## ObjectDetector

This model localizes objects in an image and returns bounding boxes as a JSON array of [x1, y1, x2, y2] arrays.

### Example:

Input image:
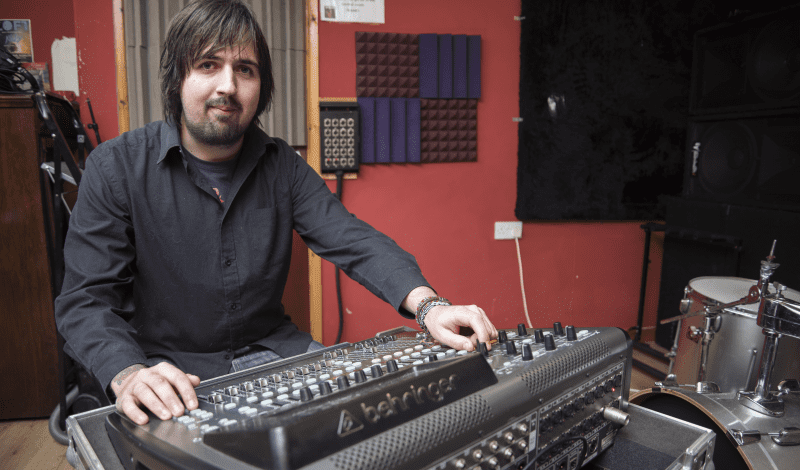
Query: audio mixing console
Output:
[[105, 324, 632, 470]]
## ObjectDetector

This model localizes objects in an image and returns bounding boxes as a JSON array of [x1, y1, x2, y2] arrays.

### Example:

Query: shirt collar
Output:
[[156, 120, 277, 164]]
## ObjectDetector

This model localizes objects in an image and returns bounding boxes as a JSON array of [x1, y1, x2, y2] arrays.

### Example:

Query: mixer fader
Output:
[[105, 324, 632, 470]]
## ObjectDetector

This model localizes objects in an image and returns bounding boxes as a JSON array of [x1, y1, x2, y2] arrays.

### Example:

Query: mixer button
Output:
[[413, 360, 424, 365], [566, 325, 577, 341], [534, 329, 544, 343], [246, 396, 258, 404], [337, 376, 350, 389], [383, 355, 393, 361], [224, 403, 236, 411], [506, 341, 518, 356], [299, 387, 314, 402], [446, 349, 457, 357], [306, 378, 317, 385], [414, 345, 424, 351], [277, 387, 289, 394], [291, 382, 304, 390], [457, 350, 469, 356], [371, 358, 382, 364]]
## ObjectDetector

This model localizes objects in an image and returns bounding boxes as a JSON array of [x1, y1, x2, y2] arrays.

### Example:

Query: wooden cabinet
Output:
[[0, 94, 60, 419]]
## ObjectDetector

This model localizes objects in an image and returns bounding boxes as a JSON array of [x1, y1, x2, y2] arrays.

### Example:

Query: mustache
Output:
[[205, 97, 241, 110]]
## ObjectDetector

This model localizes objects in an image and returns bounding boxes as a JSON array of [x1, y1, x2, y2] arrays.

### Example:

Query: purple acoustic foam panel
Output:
[[390, 98, 407, 163], [358, 97, 376, 163], [467, 35, 481, 99], [375, 98, 391, 163], [420, 99, 477, 163], [419, 34, 438, 99], [453, 35, 468, 98], [407, 98, 421, 163], [356, 32, 419, 98], [438, 34, 453, 99]]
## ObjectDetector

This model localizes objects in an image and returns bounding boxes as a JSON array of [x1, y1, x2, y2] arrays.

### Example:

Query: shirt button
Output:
[[225, 259, 232, 266], [224, 354, 231, 360], [230, 304, 238, 311]]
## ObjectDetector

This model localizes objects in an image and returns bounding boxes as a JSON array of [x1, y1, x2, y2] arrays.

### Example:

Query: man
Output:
[[55, 0, 497, 426]]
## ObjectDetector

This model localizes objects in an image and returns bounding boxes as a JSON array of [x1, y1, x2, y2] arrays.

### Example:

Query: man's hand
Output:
[[402, 286, 498, 351], [111, 363, 201, 425], [424, 304, 498, 351]]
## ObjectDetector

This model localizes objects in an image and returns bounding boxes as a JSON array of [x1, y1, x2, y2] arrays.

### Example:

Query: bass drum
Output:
[[673, 277, 800, 393], [632, 387, 800, 470]]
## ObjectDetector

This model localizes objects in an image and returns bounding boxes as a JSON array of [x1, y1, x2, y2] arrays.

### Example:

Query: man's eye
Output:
[[238, 66, 254, 75], [199, 62, 215, 70]]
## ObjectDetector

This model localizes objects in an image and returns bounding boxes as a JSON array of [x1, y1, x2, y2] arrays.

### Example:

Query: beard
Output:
[[182, 97, 249, 146]]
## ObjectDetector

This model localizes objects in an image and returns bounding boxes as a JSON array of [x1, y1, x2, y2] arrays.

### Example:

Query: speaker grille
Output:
[[330, 394, 493, 469], [520, 338, 610, 395]]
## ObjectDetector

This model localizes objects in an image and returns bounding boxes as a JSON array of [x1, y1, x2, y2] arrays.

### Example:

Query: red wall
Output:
[[1, 1, 75, 67], [10, 0, 665, 347], [318, 0, 664, 345]]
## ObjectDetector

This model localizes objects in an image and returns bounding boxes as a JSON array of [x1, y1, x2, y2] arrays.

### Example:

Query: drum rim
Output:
[[687, 276, 800, 316]]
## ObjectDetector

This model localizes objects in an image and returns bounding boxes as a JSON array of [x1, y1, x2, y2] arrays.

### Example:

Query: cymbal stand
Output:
[[738, 241, 786, 417]]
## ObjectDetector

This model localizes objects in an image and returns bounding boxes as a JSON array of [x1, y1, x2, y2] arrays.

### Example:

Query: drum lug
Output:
[[778, 379, 800, 395], [686, 326, 703, 343], [736, 390, 785, 417], [695, 382, 720, 394]]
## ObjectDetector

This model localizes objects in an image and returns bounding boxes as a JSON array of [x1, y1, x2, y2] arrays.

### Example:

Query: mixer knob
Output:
[[522, 344, 533, 361], [533, 329, 544, 343], [498, 331, 508, 343], [319, 381, 333, 396], [371, 364, 384, 377], [614, 374, 623, 388], [503, 431, 515, 444], [299, 387, 314, 402], [566, 325, 577, 341], [502, 448, 514, 460], [487, 456, 499, 467], [271, 374, 282, 384], [506, 341, 518, 356], [285, 371, 295, 379], [479, 342, 489, 357], [595, 385, 605, 399], [454, 458, 467, 469], [225, 386, 240, 396], [256, 378, 269, 387], [585, 392, 595, 405], [574, 397, 585, 411], [386, 359, 399, 373], [516, 439, 527, 451], [337, 376, 350, 389], [544, 334, 556, 351], [553, 322, 564, 336], [518, 323, 528, 336], [604, 379, 614, 393], [354, 370, 368, 383], [488, 440, 500, 452], [208, 393, 224, 404]]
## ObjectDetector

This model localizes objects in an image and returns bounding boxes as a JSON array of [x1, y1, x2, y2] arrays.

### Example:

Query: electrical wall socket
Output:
[[494, 221, 522, 240]]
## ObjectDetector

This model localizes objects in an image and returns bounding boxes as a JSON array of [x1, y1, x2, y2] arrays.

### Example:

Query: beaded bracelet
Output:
[[415, 296, 451, 335]]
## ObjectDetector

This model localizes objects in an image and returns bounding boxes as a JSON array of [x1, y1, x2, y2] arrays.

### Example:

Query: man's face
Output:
[[180, 43, 260, 154]]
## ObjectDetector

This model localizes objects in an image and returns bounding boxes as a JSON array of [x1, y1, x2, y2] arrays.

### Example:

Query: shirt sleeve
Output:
[[284, 142, 430, 318], [54, 144, 148, 393]]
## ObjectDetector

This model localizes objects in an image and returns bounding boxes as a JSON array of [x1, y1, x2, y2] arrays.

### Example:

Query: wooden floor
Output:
[[0, 418, 73, 470], [0, 367, 663, 470]]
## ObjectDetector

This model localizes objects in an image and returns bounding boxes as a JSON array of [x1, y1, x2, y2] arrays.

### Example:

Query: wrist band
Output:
[[415, 296, 451, 335]]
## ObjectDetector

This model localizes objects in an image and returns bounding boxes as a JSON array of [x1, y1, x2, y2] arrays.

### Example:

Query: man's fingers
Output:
[[147, 363, 199, 413]]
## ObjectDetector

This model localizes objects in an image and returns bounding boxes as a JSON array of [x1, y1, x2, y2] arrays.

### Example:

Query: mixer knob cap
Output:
[[544, 334, 556, 351]]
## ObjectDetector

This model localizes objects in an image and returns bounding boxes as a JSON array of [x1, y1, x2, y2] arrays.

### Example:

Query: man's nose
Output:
[[216, 65, 237, 95]]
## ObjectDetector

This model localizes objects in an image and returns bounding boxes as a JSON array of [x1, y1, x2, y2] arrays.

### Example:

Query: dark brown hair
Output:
[[160, 0, 274, 127]]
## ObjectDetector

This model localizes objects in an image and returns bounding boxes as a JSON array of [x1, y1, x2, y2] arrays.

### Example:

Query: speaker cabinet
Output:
[[690, 5, 800, 115], [682, 112, 800, 211]]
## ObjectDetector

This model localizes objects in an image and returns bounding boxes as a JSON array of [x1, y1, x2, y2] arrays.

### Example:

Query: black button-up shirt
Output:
[[54, 121, 428, 390]]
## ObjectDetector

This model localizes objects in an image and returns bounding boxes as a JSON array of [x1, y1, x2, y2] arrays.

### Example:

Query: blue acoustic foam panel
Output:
[[453, 35, 468, 98], [437, 34, 453, 99], [375, 98, 392, 163], [406, 98, 421, 163], [468, 35, 481, 99], [356, 32, 419, 98], [358, 97, 376, 163], [419, 34, 438, 99], [390, 98, 407, 163], [420, 99, 478, 163]]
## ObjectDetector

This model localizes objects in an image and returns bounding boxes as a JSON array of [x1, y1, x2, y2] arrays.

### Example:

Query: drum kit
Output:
[[632, 241, 800, 470]]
